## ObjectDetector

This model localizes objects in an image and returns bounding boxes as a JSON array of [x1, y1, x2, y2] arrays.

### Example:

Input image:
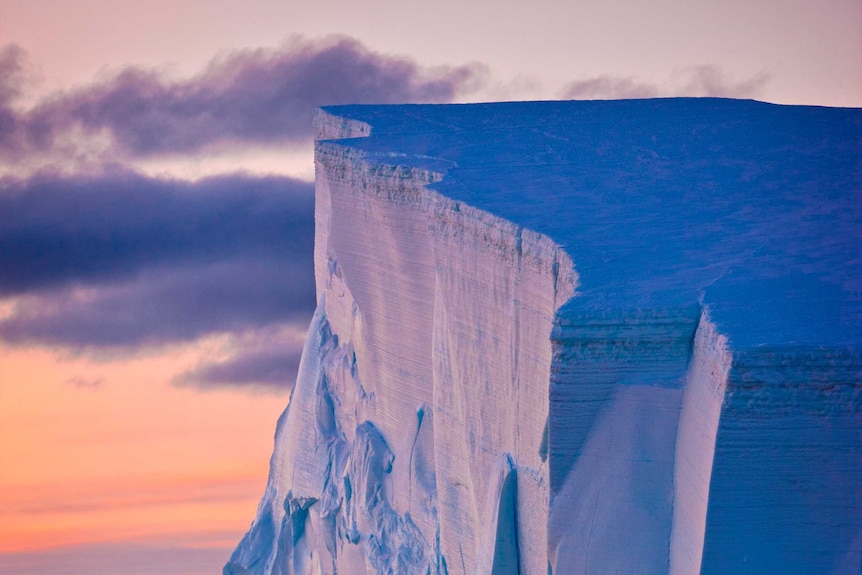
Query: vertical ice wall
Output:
[[226, 110, 578, 574], [701, 347, 862, 575]]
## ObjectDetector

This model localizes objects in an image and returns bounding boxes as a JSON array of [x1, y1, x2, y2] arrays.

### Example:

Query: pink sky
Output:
[[0, 335, 291, 572], [0, 1, 859, 573]]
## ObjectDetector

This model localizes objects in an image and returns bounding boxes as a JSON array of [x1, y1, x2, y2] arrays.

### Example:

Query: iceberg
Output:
[[226, 99, 861, 574]]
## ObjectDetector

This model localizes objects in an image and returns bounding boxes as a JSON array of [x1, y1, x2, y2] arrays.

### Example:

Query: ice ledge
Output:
[[313, 108, 372, 141]]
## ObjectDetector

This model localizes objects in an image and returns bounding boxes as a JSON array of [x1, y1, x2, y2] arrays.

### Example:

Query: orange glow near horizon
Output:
[[0, 339, 289, 555]]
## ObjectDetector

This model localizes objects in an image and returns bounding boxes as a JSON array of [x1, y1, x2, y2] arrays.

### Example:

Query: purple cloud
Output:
[[0, 171, 314, 295], [562, 65, 770, 100], [174, 335, 305, 392], [560, 76, 660, 100], [0, 171, 316, 350], [0, 258, 314, 350], [3, 36, 487, 159], [0, 45, 27, 155]]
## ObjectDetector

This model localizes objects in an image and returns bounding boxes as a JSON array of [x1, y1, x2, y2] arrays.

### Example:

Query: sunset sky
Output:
[[0, 1, 860, 573]]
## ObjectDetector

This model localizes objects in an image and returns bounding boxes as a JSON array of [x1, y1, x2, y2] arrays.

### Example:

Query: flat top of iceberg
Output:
[[320, 99, 861, 348]]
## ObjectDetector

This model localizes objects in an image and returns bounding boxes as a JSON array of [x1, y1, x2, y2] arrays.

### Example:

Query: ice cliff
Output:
[[225, 99, 861, 575]]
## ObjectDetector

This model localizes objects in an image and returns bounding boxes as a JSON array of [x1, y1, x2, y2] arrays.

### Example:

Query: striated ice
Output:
[[226, 99, 861, 575]]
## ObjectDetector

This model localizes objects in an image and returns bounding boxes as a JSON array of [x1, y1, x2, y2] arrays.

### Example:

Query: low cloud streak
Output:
[[0, 258, 314, 350], [562, 65, 770, 100], [175, 334, 305, 392]]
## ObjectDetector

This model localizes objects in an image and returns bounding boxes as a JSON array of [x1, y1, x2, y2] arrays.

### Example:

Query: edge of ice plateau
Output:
[[226, 99, 862, 575]]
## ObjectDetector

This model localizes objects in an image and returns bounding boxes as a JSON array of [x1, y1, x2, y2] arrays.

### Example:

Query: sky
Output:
[[0, 1, 859, 573]]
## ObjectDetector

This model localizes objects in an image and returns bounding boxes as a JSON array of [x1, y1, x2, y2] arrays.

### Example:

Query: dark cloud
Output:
[[0, 258, 314, 349], [3, 36, 487, 159], [0, 170, 314, 296], [562, 65, 770, 100], [175, 336, 305, 392], [0, 171, 316, 350]]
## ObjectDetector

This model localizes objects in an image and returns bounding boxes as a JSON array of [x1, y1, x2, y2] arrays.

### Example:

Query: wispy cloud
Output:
[[0, 45, 28, 156], [560, 76, 660, 100], [174, 331, 305, 392], [65, 376, 103, 390], [1, 36, 487, 164], [562, 65, 770, 100]]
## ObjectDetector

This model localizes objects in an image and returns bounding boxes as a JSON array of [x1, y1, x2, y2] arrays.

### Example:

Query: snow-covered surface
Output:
[[226, 99, 861, 574]]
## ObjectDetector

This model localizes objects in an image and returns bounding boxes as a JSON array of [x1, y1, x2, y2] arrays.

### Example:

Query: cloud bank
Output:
[[0, 171, 316, 381], [0, 35, 485, 391], [1, 37, 487, 163], [0, 171, 314, 295]]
